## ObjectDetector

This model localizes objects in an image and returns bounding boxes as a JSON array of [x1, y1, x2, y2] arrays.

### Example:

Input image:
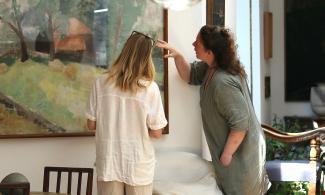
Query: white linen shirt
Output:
[[86, 75, 167, 186]]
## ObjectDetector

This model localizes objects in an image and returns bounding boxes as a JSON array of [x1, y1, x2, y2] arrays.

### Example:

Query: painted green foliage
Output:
[[0, 0, 38, 61]]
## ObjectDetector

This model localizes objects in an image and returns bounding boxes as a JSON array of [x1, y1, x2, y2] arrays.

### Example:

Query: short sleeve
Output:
[[85, 80, 97, 121], [188, 61, 209, 85], [214, 77, 249, 131], [147, 83, 168, 130]]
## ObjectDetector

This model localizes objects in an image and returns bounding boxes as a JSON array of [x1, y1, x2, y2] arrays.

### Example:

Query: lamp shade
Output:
[[1, 173, 29, 195], [1, 173, 29, 184], [151, 0, 201, 11]]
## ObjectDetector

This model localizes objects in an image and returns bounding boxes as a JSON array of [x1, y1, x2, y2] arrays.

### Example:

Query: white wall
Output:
[[0, 1, 206, 194], [0, 137, 96, 193], [261, 0, 271, 123], [251, 0, 266, 122], [153, 1, 205, 154], [267, 0, 315, 119], [227, 0, 266, 123]]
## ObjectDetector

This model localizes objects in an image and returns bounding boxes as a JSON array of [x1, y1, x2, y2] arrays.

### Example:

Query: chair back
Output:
[[43, 166, 93, 195], [0, 182, 30, 195], [262, 122, 325, 195]]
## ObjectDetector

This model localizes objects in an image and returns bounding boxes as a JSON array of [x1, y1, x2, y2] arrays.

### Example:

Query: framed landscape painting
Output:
[[0, 0, 168, 138]]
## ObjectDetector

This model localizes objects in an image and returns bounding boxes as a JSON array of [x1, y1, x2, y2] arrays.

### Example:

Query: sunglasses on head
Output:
[[130, 31, 156, 47]]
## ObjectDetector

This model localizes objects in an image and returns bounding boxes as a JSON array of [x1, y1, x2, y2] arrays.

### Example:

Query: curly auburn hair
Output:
[[199, 25, 246, 79]]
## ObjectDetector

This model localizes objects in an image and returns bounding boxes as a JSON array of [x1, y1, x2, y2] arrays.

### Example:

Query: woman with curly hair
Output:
[[157, 25, 269, 195]]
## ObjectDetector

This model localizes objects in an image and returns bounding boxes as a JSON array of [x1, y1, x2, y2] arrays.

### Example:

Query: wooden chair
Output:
[[0, 182, 30, 195], [43, 166, 93, 195], [262, 123, 325, 195]]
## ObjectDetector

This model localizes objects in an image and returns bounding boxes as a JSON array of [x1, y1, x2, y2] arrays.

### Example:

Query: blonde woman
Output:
[[86, 31, 167, 195]]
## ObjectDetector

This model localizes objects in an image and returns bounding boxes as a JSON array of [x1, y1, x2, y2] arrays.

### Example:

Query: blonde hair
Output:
[[106, 32, 155, 93]]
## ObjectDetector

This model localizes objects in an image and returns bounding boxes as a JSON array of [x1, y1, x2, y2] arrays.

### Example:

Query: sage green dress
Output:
[[189, 61, 270, 195]]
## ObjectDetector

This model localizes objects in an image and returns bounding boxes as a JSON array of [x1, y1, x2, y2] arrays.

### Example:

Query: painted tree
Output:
[[0, 0, 33, 62], [59, 0, 95, 27], [73, 0, 95, 28], [35, 0, 64, 61]]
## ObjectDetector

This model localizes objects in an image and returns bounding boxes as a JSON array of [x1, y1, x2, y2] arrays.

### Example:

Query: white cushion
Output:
[[153, 151, 223, 195], [266, 160, 317, 182]]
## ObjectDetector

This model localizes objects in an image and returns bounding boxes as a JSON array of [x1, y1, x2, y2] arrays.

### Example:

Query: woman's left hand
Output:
[[220, 152, 233, 167]]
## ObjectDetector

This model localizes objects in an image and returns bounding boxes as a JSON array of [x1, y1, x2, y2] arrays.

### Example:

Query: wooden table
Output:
[[31, 192, 69, 195]]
